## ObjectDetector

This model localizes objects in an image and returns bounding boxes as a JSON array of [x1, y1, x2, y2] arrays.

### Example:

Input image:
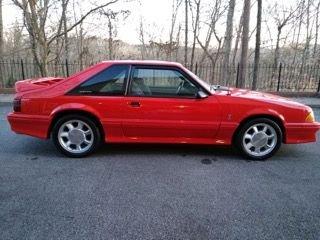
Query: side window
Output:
[[129, 68, 199, 97], [70, 65, 129, 95]]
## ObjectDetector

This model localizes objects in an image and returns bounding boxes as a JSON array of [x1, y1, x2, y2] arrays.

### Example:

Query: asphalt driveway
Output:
[[1, 104, 320, 240]]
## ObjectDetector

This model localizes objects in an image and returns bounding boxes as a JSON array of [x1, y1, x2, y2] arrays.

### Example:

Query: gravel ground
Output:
[[0, 105, 320, 240]]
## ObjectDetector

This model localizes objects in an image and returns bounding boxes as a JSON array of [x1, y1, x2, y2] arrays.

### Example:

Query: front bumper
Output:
[[285, 122, 320, 144], [7, 112, 51, 139]]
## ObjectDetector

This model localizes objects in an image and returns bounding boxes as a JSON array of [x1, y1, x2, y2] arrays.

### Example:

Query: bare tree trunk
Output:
[[221, 0, 236, 85], [238, 0, 251, 88], [107, 15, 113, 59], [252, 0, 262, 90], [0, 0, 3, 59], [0, 0, 3, 87], [138, 18, 146, 60], [274, 28, 281, 70], [184, 0, 188, 66], [190, 0, 200, 71], [301, 0, 311, 65], [175, 24, 181, 61], [169, 0, 182, 60], [231, 12, 243, 74], [314, 2, 320, 60], [292, 0, 304, 65], [62, 0, 69, 63]]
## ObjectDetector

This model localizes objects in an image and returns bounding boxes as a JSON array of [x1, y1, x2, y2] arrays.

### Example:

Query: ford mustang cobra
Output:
[[7, 60, 320, 160]]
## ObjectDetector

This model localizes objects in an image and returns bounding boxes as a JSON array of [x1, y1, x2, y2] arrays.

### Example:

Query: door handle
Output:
[[129, 101, 140, 107]]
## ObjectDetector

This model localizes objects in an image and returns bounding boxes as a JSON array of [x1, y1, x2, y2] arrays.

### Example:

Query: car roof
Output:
[[101, 60, 183, 67]]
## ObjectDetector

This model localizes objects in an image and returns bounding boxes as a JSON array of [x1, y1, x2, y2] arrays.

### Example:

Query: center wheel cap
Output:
[[252, 132, 268, 148], [69, 129, 85, 144]]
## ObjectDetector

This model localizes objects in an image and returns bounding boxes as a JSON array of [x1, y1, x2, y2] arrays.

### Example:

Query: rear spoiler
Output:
[[15, 77, 64, 93]]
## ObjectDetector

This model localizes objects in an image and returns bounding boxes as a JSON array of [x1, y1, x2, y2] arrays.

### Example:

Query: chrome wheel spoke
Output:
[[66, 123, 74, 131], [60, 132, 69, 138], [267, 134, 275, 139], [244, 134, 253, 140], [77, 122, 84, 130], [66, 141, 72, 147], [262, 126, 267, 133], [84, 130, 91, 136], [254, 147, 261, 154], [246, 142, 254, 150], [76, 144, 82, 151]]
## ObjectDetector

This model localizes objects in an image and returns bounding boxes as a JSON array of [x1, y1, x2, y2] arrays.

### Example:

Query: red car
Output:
[[7, 60, 320, 160]]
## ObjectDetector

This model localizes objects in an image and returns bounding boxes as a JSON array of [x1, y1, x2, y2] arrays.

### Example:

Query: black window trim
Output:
[[127, 64, 210, 99], [67, 63, 131, 96]]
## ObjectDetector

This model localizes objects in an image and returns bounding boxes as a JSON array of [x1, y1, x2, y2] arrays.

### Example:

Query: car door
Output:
[[68, 64, 130, 142], [122, 65, 221, 144]]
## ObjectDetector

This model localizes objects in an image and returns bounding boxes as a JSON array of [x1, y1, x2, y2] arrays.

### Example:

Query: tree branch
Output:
[[48, 0, 119, 45]]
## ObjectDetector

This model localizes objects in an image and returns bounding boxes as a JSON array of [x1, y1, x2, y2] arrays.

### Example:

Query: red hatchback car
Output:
[[7, 60, 320, 160]]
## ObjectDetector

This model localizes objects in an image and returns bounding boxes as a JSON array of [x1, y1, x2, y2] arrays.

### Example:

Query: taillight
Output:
[[13, 97, 22, 112]]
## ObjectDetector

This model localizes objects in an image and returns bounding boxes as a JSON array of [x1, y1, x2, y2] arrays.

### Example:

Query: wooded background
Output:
[[0, 0, 320, 92]]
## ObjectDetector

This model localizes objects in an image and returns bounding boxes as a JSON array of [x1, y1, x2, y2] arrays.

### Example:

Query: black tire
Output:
[[52, 114, 101, 157], [235, 118, 282, 160]]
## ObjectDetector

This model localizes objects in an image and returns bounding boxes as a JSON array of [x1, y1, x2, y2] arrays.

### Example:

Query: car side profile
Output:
[[7, 60, 320, 160]]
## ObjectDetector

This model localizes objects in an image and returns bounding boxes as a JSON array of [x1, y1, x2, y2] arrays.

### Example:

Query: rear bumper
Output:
[[285, 122, 320, 144], [7, 112, 51, 139]]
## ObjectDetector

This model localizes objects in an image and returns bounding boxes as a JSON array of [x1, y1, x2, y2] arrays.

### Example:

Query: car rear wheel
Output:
[[52, 115, 101, 157], [235, 118, 282, 160]]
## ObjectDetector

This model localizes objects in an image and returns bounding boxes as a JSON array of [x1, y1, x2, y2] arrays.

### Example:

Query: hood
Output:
[[215, 87, 306, 108], [15, 77, 65, 93]]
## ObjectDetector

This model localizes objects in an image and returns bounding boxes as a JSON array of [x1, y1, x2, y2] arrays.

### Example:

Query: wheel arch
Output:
[[48, 109, 105, 140], [232, 114, 286, 144]]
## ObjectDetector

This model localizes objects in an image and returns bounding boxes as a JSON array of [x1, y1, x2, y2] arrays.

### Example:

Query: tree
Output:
[[313, 1, 320, 60], [184, 0, 188, 65], [0, 0, 3, 87], [100, 9, 130, 60], [252, 0, 262, 90], [12, 0, 120, 76], [0, 0, 3, 58], [62, 0, 70, 64], [195, 0, 225, 83], [238, 0, 251, 88], [138, 18, 146, 60], [270, 3, 297, 70], [189, 0, 201, 71], [221, 0, 235, 85], [168, 0, 182, 60]]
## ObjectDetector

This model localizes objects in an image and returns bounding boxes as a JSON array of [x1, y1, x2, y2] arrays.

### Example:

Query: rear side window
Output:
[[70, 65, 129, 95]]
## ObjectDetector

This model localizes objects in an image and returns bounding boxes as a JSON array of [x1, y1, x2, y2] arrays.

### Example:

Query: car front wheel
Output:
[[235, 118, 282, 160], [52, 115, 101, 157]]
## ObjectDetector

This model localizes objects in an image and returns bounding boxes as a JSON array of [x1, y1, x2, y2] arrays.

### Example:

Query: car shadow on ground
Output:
[[7, 136, 305, 163]]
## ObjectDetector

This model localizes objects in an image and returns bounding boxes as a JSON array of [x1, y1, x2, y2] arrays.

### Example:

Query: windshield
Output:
[[183, 67, 211, 91]]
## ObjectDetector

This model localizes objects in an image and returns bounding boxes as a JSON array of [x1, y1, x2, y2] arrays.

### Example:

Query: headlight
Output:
[[305, 111, 315, 122]]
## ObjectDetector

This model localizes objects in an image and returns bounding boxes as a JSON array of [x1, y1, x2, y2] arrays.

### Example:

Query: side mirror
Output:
[[196, 90, 208, 99]]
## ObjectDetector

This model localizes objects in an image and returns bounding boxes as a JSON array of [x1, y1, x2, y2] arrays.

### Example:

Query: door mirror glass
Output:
[[196, 90, 208, 99]]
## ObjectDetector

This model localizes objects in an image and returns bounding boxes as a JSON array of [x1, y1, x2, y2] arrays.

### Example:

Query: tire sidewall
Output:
[[52, 115, 101, 157], [236, 118, 282, 160]]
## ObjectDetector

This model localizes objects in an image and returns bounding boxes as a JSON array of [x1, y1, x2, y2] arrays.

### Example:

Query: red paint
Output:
[[7, 60, 320, 147]]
